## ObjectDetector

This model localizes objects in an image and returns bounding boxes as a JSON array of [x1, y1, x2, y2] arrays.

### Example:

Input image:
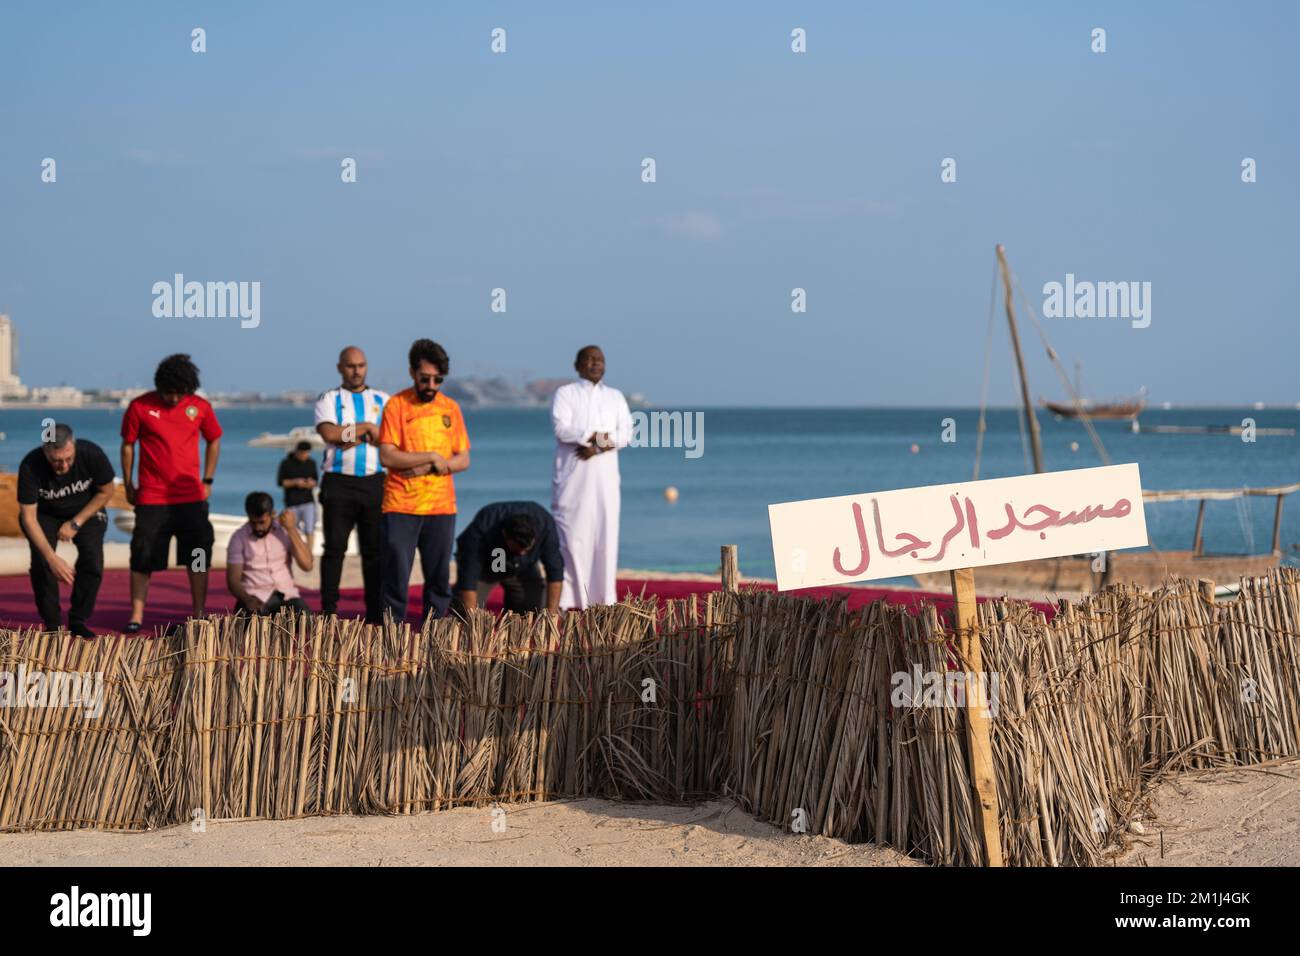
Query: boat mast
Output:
[[995, 244, 1045, 474]]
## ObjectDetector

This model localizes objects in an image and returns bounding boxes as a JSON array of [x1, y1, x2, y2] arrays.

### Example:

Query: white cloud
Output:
[[663, 211, 723, 240]]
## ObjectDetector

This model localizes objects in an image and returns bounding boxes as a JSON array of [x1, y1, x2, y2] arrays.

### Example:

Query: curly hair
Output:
[[408, 339, 449, 375], [154, 353, 201, 395]]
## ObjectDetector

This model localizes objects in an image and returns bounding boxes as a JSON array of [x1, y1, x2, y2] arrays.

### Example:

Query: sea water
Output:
[[3, 406, 1297, 583]]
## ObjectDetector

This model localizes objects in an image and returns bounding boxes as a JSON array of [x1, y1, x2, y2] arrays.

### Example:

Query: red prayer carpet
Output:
[[0, 569, 1054, 635]]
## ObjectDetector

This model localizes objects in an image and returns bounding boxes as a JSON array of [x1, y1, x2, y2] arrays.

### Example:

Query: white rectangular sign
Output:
[[768, 464, 1148, 590]]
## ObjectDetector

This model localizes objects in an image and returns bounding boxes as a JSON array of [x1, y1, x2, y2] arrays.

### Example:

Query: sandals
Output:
[[124, 621, 143, 634]]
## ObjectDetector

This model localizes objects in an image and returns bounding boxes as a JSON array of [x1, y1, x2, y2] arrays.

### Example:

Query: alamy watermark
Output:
[[152, 274, 261, 328], [891, 665, 1000, 718], [50, 886, 150, 936], [0, 665, 104, 718], [1042, 274, 1150, 329], [594, 411, 704, 459]]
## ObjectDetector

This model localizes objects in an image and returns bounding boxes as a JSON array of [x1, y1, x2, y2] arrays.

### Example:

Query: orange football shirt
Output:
[[378, 388, 471, 515]]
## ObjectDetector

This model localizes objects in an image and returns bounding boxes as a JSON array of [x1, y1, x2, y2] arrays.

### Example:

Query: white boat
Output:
[[112, 502, 355, 558], [248, 425, 325, 449]]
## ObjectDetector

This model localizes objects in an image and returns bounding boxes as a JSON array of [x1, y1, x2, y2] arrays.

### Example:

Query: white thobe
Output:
[[550, 379, 634, 609]]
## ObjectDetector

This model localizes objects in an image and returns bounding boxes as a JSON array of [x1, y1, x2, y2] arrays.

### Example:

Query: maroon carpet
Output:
[[0, 568, 1053, 634]]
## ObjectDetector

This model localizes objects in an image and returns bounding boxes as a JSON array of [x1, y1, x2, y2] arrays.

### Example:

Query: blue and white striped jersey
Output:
[[313, 386, 390, 476]]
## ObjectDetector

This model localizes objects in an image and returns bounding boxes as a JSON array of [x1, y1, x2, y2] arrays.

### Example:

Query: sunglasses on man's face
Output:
[[416, 373, 445, 385]]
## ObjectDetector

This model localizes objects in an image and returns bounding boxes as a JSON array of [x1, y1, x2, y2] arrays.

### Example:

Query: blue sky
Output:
[[1, 1, 1296, 405]]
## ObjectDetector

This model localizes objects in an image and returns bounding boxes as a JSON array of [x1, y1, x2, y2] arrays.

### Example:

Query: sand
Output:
[[3, 761, 1295, 867], [0, 799, 916, 868], [1118, 759, 1300, 867]]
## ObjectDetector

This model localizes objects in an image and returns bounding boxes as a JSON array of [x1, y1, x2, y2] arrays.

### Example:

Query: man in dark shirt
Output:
[[17, 424, 116, 637], [453, 501, 564, 614], [278, 440, 319, 542]]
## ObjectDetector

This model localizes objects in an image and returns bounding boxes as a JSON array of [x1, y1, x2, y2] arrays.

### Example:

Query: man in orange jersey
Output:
[[376, 339, 471, 622]]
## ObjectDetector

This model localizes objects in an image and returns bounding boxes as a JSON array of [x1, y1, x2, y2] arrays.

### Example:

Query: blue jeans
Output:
[[380, 512, 456, 622], [286, 502, 317, 541]]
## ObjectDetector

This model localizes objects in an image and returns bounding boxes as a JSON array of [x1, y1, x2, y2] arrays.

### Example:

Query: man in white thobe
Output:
[[550, 345, 634, 609]]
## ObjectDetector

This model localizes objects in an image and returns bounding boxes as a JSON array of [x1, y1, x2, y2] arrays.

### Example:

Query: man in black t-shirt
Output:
[[17, 424, 116, 637], [277, 440, 319, 541]]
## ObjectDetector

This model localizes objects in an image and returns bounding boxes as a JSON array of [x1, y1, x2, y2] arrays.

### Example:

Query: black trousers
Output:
[[319, 472, 385, 622], [380, 512, 456, 622], [28, 511, 107, 630], [454, 563, 546, 615], [496, 565, 546, 612]]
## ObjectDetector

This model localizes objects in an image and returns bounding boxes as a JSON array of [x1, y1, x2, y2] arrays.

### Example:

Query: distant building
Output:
[[86, 387, 147, 407], [525, 378, 572, 403], [440, 376, 649, 409], [443, 376, 536, 407], [0, 314, 30, 399], [28, 386, 88, 406]]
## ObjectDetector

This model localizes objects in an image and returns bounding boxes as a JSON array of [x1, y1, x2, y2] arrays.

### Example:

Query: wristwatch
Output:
[[70, 520, 81, 532], [202, 477, 214, 485]]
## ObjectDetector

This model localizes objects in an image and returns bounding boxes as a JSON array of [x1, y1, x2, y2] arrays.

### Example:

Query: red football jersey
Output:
[[121, 391, 223, 505]]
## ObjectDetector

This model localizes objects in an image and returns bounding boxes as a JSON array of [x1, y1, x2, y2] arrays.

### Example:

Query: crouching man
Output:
[[226, 492, 314, 617], [17, 424, 115, 637], [453, 501, 564, 615]]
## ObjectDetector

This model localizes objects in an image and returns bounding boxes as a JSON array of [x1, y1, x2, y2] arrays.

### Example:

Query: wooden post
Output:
[[949, 567, 1004, 867], [1272, 495, 1284, 555], [721, 545, 739, 593], [996, 244, 1044, 474], [1193, 500, 1207, 556], [1198, 578, 1216, 605]]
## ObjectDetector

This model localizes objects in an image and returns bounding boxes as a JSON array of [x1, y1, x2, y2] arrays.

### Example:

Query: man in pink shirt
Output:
[[226, 492, 314, 616]]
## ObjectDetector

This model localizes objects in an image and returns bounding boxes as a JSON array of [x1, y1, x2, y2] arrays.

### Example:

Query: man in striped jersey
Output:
[[314, 346, 389, 623]]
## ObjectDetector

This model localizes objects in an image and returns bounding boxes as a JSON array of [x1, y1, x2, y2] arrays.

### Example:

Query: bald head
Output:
[[337, 346, 368, 391]]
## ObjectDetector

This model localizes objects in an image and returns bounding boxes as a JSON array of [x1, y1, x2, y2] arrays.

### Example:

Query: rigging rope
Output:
[[1015, 400, 1031, 473], [1236, 494, 1255, 554], [972, 261, 1000, 480], [1009, 272, 1112, 466], [1003, 256, 1164, 560]]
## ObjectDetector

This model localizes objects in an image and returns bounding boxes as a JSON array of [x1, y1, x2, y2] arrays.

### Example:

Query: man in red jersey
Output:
[[120, 354, 223, 632]]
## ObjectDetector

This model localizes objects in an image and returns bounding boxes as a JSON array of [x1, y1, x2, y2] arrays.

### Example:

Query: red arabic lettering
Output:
[[832, 502, 871, 576], [987, 503, 1020, 540], [873, 497, 931, 558], [919, 495, 966, 563], [964, 496, 980, 548], [987, 498, 1133, 540], [834, 493, 1130, 577]]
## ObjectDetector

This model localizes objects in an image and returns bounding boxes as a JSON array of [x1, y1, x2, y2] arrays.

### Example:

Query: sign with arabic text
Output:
[[768, 464, 1147, 590]]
